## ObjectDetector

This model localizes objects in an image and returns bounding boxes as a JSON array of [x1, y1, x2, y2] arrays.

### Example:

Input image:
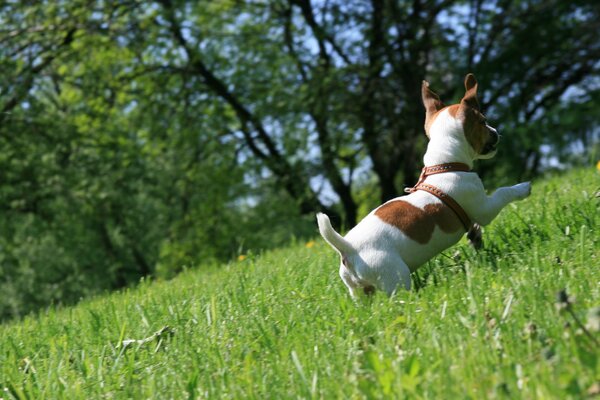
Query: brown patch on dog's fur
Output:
[[457, 73, 495, 154], [374, 200, 462, 244], [461, 108, 489, 154], [447, 104, 459, 118], [428, 203, 462, 233]]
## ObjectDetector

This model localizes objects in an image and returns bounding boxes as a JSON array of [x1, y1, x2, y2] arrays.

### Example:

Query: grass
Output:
[[1, 168, 599, 399]]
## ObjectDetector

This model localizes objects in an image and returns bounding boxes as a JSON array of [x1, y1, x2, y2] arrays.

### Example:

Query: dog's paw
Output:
[[513, 182, 531, 200], [467, 223, 483, 250]]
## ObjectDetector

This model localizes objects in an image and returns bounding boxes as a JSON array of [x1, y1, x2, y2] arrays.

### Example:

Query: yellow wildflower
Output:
[[237, 254, 247, 262], [305, 240, 315, 249]]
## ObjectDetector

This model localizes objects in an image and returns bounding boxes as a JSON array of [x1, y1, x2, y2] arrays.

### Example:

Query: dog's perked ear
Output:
[[422, 80, 444, 114], [422, 80, 444, 136], [461, 73, 480, 111]]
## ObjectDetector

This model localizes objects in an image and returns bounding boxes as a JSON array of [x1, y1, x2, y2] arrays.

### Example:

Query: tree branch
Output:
[[282, 5, 308, 82], [466, 0, 483, 72], [290, 0, 352, 66], [157, 0, 334, 216], [1, 27, 76, 118]]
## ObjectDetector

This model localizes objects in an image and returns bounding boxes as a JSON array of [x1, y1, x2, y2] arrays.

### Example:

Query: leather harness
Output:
[[404, 163, 473, 231]]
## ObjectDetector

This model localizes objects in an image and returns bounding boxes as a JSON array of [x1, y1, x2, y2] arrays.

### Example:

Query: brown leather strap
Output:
[[403, 163, 473, 231], [414, 183, 472, 231], [405, 163, 471, 194], [421, 162, 471, 175]]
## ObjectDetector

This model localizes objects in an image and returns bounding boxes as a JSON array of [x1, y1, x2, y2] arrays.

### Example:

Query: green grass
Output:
[[1, 168, 599, 399]]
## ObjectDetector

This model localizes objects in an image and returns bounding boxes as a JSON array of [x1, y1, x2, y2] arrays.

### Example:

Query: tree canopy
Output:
[[1, 0, 599, 320]]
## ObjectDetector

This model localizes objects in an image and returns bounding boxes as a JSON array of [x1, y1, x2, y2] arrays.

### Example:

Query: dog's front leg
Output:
[[467, 224, 483, 249], [471, 182, 531, 226]]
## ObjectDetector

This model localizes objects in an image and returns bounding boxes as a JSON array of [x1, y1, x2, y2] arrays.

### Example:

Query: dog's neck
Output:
[[422, 109, 476, 168], [423, 137, 474, 168]]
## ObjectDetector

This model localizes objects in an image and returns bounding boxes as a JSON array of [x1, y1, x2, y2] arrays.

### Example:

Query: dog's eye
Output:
[[476, 112, 487, 125]]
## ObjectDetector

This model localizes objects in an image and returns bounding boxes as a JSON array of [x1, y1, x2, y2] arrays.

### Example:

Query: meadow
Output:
[[1, 168, 598, 399]]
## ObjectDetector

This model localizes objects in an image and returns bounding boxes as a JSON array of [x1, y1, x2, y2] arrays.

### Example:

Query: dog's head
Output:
[[422, 73, 499, 160]]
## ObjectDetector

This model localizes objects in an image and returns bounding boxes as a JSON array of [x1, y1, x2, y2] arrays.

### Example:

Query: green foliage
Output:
[[0, 168, 598, 398], [1, 0, 600, 320]]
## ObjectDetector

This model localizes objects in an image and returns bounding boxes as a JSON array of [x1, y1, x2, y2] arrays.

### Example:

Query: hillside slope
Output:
[[1, 168, 599, 399]]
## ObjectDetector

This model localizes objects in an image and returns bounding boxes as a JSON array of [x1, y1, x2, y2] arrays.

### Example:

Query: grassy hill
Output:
[[1, 168, 599, 399]]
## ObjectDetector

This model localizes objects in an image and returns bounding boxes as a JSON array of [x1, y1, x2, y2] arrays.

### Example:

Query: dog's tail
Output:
[[316, 213, 355, 259]]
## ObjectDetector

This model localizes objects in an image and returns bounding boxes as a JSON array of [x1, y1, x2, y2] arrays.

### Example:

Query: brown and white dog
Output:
[[317, 73, 531, 297]]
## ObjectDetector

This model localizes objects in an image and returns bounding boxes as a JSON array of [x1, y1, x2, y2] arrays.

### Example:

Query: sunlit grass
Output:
[[1, 168, 599, 399]]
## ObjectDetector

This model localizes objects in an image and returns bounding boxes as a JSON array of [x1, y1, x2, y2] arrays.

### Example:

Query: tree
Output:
[[135, 0, 600, 225], [1, 0, 599, 319]]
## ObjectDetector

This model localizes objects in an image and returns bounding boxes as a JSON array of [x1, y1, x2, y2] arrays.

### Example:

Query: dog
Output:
[[317, 73, 531, 297]]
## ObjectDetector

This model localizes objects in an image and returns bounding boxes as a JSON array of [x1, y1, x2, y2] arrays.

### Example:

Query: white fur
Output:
[[317, 103, 531, 297]]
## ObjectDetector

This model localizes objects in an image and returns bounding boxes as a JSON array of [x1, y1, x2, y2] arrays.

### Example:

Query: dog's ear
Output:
[[422, 80, 444, 115], [422, 80, 445, 136], [461, 73, 480, 111]]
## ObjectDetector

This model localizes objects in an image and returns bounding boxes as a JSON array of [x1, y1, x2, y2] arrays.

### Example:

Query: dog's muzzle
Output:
[[482, 125, 500, 155]]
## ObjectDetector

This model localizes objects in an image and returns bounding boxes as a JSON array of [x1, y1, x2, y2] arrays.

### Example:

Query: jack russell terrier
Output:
[[317, 73, 531, 297]]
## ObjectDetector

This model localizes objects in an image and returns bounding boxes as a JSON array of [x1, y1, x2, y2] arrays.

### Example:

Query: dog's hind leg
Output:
[[339, 264, 361, 298], [376, 255, 412, 296]]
